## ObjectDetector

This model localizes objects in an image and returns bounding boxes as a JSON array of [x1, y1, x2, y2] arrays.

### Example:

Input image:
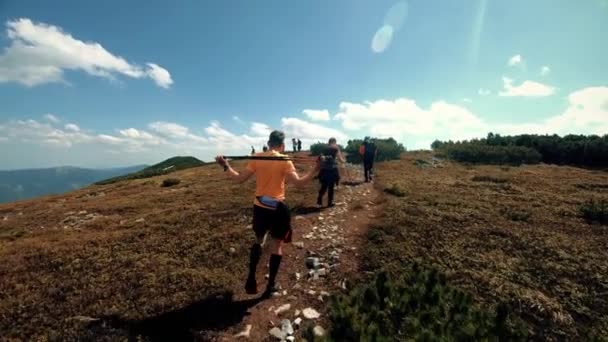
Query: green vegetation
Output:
[[320, 268, 525, 341], [96, 156, 204, 185], [432, 133, 608, 167], [346, 138, 405, 164], [383, 184, 406, 197], [579, 198, 608, 225], [161, 178, 181, 187]]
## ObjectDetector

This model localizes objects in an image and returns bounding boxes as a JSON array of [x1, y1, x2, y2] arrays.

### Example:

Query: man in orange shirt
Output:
[[216, 130, 320, 297]]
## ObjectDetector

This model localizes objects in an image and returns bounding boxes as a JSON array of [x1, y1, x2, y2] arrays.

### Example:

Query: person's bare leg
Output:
[[264, 237, 283, 297]]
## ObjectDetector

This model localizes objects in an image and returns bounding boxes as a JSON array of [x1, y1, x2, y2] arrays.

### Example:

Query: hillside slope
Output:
[[95, 156, 205, 185]]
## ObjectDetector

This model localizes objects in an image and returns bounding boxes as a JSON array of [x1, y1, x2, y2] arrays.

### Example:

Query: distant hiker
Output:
[[262, 145, 268, 152], [292, 138, 297, 153], [297, 139, 302, 152], [251, 146, 255, 155], [215, 131, 320, 297], [360, 137, 378, 182], [317, 137, 345, 208]]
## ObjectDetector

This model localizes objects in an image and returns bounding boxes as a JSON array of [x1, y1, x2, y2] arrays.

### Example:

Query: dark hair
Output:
[[328, 137, 337, 144], [268, 130, 285, 148]]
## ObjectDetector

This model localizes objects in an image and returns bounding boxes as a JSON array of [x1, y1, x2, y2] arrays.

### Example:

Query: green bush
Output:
[[317, 266, 526, 341], [161, 178, 180, 187], [343, 138, 405, 164], [579, 199, 608, 225], [384, 184, 406, 197], [433, 133, 608, 167], [441, 143, 541, 166]]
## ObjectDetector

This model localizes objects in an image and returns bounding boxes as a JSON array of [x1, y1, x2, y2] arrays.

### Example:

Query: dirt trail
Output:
[[217, 165, 380, 341]]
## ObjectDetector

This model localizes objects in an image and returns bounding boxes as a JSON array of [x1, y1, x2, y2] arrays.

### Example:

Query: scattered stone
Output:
[[282, 290, 288, 296], [2, 216, 8, 221], [17, 212, 23, 216], [295, 309, 301, 317], [303, 308, 320, 319], [274, 303, 291, 315], [320, 291, 330, 297], [293, 317, 303, 328], [234, 324, 252, 338], [293, 241, 304, 249], [135, 218, 145, 223], [313, 325, 326, 337], [268, 327, 286, 340], [317, 268, 328, 277], [296, 216, 304, 220], [281, 319, 294, 335], [286, 336, 295, 342], [68, 315, 100, 323], [307, 290, 316, 296], [229, 247, 236, 254], [305, 257, 320, 269], [294, 272, 301, 281]]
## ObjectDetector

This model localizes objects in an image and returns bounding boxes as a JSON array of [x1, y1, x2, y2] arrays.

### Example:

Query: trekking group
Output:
[[215, 131, 377, 297]]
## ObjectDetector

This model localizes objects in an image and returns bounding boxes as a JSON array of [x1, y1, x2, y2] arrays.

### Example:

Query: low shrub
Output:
[[472, 175, 509, 184], [579, 199, 608, 225], [319, 266, 526, 341], [384, 184, 406, 197], [161, 178, 181, 187], [441, 144, 541, 166]]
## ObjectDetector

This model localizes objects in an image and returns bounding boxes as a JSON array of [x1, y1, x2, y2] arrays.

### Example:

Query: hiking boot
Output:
[[315, 203, 323, 209], [245, 275, 258, 294], [327, 203, 335, 208], [262, 284, 280, 299]]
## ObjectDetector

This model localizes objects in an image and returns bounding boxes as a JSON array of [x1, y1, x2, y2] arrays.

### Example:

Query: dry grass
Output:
[[0, 159, 318, 340], [363, 151, 608, 340]]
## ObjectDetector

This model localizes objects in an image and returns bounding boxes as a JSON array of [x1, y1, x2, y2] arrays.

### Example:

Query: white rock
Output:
[[320, 291, 330, 297], [234, 324, 252, 338], [302, 308, 321, 319], [295, 309, 301, 317], [313, 325, 326, 337], [135, 218, 145, 223], [274, 303, 291, 315], [293, 317, 303, 327], [293, 241, 304, 248], [295, 272, 301, 281], [307, 290, 316, 296], [269, 327, 286, 340], [229, 247, 236, 254], [281, 319, 294, 335], [286, 336, 295, 342]]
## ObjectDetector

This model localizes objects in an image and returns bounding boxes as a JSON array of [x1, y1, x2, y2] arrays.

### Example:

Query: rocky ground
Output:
[[217, 164, 378, 341]]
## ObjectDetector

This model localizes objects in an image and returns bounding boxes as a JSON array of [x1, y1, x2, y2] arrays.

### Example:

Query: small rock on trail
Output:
[[302, 308, 320, 320]]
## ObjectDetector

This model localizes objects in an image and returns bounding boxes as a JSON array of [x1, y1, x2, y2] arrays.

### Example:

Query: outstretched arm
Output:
[[286, 160, 321, 187], [215, 156, 255, 183]]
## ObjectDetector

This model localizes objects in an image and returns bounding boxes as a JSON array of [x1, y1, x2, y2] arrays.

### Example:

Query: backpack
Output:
[[320, 153, 337, 170], [364, 143, 376, 160]]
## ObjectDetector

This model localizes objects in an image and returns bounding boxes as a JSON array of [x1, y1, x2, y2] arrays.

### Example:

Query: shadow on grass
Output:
[[98, 291, 263, 341], [341, 180, 364, 186], [291, 205, 322, 216]]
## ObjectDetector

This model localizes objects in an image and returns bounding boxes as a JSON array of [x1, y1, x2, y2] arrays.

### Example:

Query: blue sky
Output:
[[1, 0, 607, 169]]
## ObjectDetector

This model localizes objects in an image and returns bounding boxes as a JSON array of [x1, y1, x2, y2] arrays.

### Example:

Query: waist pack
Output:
[[257, 195, 281, 209]]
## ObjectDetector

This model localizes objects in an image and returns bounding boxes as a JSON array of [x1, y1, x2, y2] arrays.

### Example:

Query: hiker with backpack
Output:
[[317, 137, 345, 208], [360, 137, 378, 182], [297, 139, 302, 152], [215, 130, 320, 297]]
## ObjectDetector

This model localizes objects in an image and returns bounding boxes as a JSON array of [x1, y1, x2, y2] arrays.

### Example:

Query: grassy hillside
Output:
[[95, 156, 205, 185], [1, 152, 607, 340], [0, 157, 318, 340], [363, 152, 608, 339], [0, 165, 146, 204]]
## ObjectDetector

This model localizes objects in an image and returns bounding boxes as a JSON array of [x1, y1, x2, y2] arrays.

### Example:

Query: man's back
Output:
[[247, 151, 295, 201]]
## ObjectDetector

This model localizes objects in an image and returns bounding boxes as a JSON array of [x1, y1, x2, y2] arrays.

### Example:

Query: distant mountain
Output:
[[0, 165, 146, 203], [95, 156, 205, 185]]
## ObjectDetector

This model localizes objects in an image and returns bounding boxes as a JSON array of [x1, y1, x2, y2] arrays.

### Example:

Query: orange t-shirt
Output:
[[246, 151, 296, 206]]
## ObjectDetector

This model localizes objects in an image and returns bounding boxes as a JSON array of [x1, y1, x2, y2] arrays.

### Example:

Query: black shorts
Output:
[[252, 204, 292, 241]]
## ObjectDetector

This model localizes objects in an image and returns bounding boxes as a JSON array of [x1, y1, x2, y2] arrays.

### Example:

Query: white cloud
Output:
[[462, 98, 472, 103], [281, 117, 347, 143], [250, 122, 271, 137], [145, 63, 173, 89], [64, 123, 79, 132], [499, 77, 556, 97], [371, 25, 394, 53], [302, 109, 330, 121], [0, 18, 172, 88], [44, 113, 60, 123], [541, 66, 551, 76], [149, 121, 189, 137], [232, 116, 246, 125], [478, 88, 491, 96], [508, 54, 523, 67]]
